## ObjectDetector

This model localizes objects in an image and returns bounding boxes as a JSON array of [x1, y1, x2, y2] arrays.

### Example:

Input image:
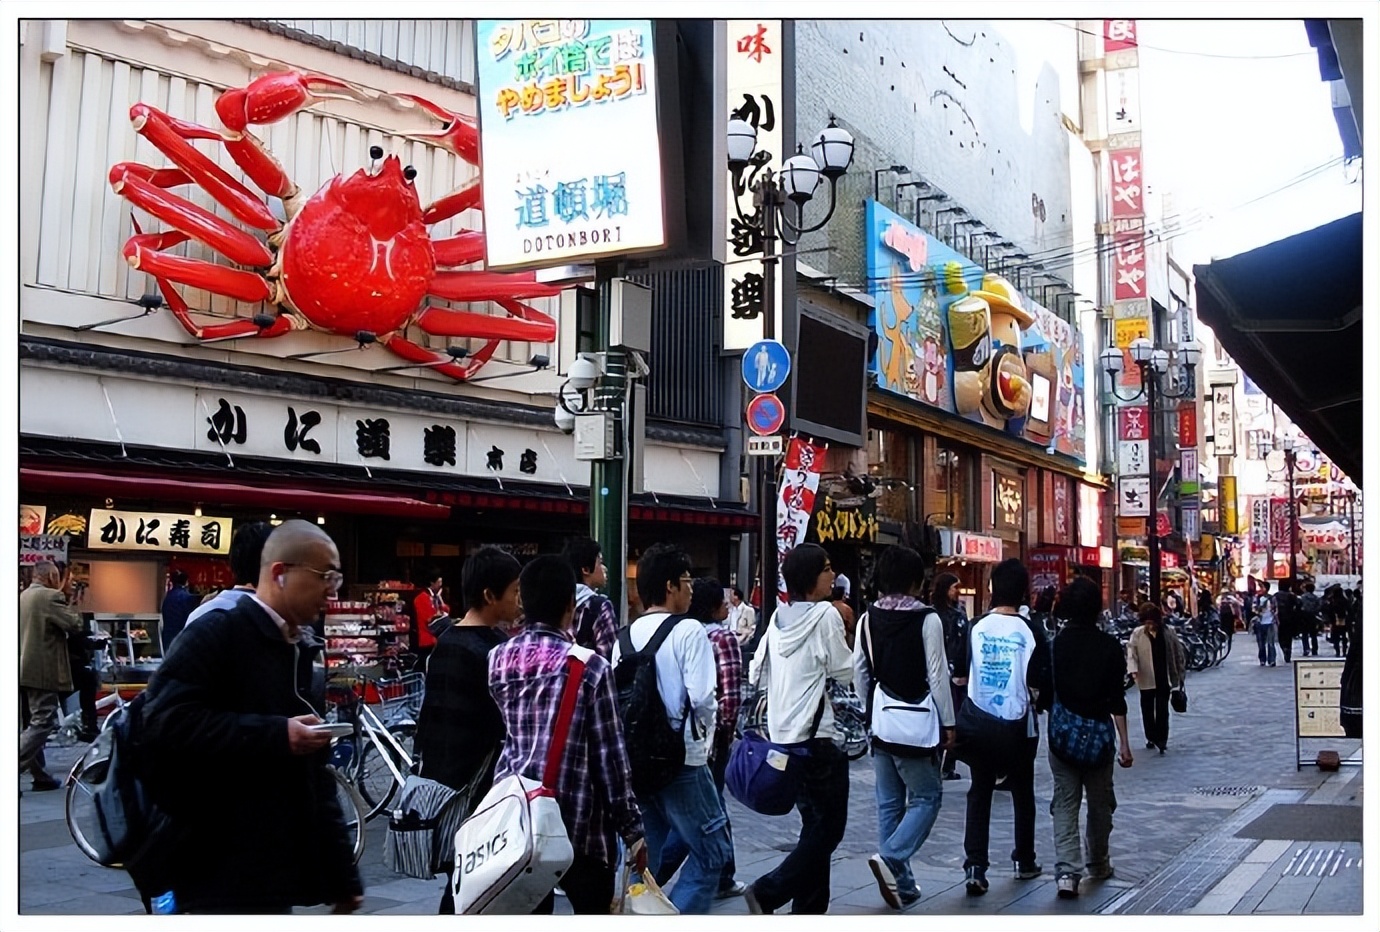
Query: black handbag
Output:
[[1170, 683, 1188, 714], [953, 697, 1029, 766]]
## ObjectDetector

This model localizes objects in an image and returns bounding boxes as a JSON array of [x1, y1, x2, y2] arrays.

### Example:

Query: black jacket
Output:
[[136, 599, 362, 913], [415, 624, 507, 792], [1050, 625, 1128, 720]]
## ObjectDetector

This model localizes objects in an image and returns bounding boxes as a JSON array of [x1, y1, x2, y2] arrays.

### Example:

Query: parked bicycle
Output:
[[736, 679, 869, 761], [325, 671, 422, 821]]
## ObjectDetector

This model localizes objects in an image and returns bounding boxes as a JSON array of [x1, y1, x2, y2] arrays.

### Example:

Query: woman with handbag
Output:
[[1125, 603, 1186, 755], [743, 544, 853, 915], [1046, 577, 1133, 899]]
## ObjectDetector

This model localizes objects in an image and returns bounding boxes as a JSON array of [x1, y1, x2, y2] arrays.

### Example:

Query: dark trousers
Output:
[[751, 740, 849, 914], [65, 662, 100, 733], [1301, 626, 1319, 656], [963, 745, 1038, 870], [941, 683, 966, 775], [1140, 688, 1170, 749], [1279, 626, 1294, 663], [1331, 627, 1349, 656], [533, 852, 616, 914]]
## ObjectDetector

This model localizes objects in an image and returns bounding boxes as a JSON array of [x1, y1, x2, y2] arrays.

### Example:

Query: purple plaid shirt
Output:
[[704, 622, 742, 744], [488, 627, 643, 867], [573, 587, 618, 660]]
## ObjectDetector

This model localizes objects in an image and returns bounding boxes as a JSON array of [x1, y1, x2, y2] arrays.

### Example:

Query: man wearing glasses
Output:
[[133, 520, 364, 914]]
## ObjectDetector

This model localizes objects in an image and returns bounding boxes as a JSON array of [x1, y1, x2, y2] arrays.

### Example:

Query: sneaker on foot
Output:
[[1145, 740, 1157, 750], [716, 881, 747, 899], [943, 770, 962, 781], [1056, 873, 1080, 899], [898, 889, 922, 908], [1085, 862, 1115, 881], [1014, 861, 1043, 880], [30, 775, 61, 792], [965, 865, 989, 896], [868, 854, 903, 910]]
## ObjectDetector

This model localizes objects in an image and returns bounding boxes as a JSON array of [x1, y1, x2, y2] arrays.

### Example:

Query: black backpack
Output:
[[614, 614, 688, 797]]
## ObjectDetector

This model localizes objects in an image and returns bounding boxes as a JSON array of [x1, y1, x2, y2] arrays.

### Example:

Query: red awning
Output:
[[20, 467, 452, 520]]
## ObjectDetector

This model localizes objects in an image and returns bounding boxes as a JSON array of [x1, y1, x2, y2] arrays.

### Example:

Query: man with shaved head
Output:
[[19, 560, 85, 791], [134, 520, 363, 914]]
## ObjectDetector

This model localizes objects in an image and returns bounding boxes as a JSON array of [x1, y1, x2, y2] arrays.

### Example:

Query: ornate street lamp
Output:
[[1281, 434, 1301, 582], [727, 111, 853, 633], [1101, 336, 1201, 603]]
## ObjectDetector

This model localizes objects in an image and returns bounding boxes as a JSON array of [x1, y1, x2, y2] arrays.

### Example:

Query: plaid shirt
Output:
[[704, 621, 742, 744], [573, 585, 618, 660], [488, 627, 643, 868]]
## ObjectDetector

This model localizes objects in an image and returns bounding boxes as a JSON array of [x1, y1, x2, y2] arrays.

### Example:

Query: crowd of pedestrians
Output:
[[52, 520, 1360, 915]]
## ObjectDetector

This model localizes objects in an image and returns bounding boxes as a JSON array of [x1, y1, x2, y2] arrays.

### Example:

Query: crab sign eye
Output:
[[441, 121, 452, 131], [369, 145, 384, 160], [403, 165, 418, 182]]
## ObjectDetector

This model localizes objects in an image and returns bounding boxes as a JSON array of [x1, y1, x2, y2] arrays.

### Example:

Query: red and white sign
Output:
[[1299, 522, 1349, 551], [1156, 511, 1172, 538], [1161, 551, 1180, 569], [1029, 546, 1067, 592], [951, 532, 1004, 563], [1269, 497, 1291, 555], [1104, 19, 1138, 51], [1077, 546, 1114, 568], [776, 436, 825, 601], [1110, 147, 1144, 219], [1119, 405, 1150, 441], [1113, 232, 1147, 300], [1178, 402, 1198, 448]]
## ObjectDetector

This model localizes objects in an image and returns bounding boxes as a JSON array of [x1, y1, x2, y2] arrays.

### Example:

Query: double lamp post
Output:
[[1102, 336, 1201, 603], [725, 112, 854, 629]]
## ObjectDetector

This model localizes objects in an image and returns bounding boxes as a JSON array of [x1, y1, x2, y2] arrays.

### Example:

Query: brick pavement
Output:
[[15, 644, 1363, 917]]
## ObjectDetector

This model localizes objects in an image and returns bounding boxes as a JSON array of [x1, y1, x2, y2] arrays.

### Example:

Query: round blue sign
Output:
[[742, 339, 791, 395], [746, 393, 786, 436]]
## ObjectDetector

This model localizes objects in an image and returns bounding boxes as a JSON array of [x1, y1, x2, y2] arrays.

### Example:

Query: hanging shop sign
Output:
[[87, 509, 233, 555], [1117, 517, 1147, 538], [1118, 476, 1151, 517], [1118, 439, 1149, 477], [1079, 483, 1104, 549], [1249, 496, 1271, 550], [777, 437, 825, 599], [1179, 448, 1199, 496], [1211, 384, 1236, 456], [475, 19, 666, 270], [1299, 521, 1349, 551], [20, 535, 69, 565], [1221, 476, 1238, 534], [1104, 19, 1138, 53], [722, 19, 785, 350], [1177, 401, 1198, 449], [1075, 546, 1115, 568], [810, 494, 878, 544], [1118, 544, 1150, 565], [1182, 506, 1199, 543], [947, 531, 1005, 563], [1118, 405, 1150, 441], [1029, 546, 1068, 593], [993, 471, 1024, 532], [1269, 497, 1291, 556]]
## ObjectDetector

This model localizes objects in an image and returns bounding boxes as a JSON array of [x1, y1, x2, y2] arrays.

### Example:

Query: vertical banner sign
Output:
[[1104, 22, 1146, 403], [1222, 475, 1238, 534], [1182, 506, 1200, 545], [475, 20, 666, 270], [723, 20, 784, 351], [777, 436, 825, 601], [1269, 497, 1290, 564], [1079, 483, 1103, 548], [1177, 401, 1198, 449], [1180, 448, 1199, 495], [1104, 19, 1139, 52], [1118, 405, 1150, 442], [1249, 496, 1271, 549], [1211, 384, 1236, 456]]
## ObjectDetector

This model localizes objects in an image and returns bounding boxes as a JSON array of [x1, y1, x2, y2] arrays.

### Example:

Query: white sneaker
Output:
[[868, 854, 902, 910], [1057, 873, 1080, 898]]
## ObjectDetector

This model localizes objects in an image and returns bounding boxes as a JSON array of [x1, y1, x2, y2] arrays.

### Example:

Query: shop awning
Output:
[[20, 467, 454, 520], [1193, 213, 1362, 486]]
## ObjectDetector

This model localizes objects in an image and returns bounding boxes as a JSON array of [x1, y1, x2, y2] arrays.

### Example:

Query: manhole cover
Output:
[[1193, 785, 1264, 796]]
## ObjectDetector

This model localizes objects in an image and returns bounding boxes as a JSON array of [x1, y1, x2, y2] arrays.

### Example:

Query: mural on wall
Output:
[[866, 200, 1085, 462]]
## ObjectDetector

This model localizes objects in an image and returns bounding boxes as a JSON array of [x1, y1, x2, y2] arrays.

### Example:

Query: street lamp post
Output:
[[1282, 434, 1300, 582], [1101, 336, 1200, 604], [727, 112, 853, 630], [1344, 485, 1358, 575]]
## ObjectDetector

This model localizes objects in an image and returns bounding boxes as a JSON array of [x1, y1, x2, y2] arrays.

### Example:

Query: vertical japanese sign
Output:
[[1104, 19, 1138, 52], [1180, 448, 1199, 495], [1269, 497, 1291, 567], [723, 20, 784, 351], [1211, 383, 1237, 456], [1221, 475, 1238, 534], [777, 436, 825, 601], [1104, 19, 1148, 410], [1178, 401, 1198, 449], [475, 20, 665, 270]]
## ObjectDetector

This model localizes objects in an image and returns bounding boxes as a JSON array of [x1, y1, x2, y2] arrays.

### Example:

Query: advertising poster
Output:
[[777, 437, 825, 600], [475, 19, 665, 270], [865, 200, 1085, 462]]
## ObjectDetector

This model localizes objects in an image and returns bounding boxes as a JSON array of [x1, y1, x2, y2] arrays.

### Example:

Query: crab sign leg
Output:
[[415, 302, 557, 344], [393, 93, 479, 165], [379, 331, 493, 381], [123, 228, 273, 304], [421, 177, 481, 228], [129, 104, 278, 231], [428, 270, 563, 304], [432, 230, 486, 267], [127, 222, 289, 341], [110, 165, 274, 268]]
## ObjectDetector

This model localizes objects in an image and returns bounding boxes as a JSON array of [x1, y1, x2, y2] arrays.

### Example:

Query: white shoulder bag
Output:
[[453, 645, 592, 914], [863, 611, 941, 750]]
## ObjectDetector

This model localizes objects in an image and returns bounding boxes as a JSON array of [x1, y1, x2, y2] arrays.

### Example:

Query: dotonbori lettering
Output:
[[523, 226, 623, 253]]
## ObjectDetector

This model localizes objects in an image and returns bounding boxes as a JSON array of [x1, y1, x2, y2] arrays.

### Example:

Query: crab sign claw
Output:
[[394, 92, 478, 165], [215, 71, 366, 133]]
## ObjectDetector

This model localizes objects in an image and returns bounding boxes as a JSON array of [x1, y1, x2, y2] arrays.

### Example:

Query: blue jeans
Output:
[[1256, 623, 1277, 664], [873, 748, 943, 896], [641, 764, 731, 915]]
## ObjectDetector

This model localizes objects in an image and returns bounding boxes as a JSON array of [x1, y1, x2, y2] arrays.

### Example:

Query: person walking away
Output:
[[852, 545, 955, 910], [19, 560, 86, 791], [653, 578, 746, 899], [159, 569, 199, 653], [64, 619, 103, 742], [1298, 581, 1323, 657], [1339, 587, 1361, 738], [933, 572, 969, 781], [610, 544, 728, 914], [414, 547, 521, 913], [1324, 584, 1350, 657], [1046, 577, 1134, 898], [186, 522, 273, 626], [744, 543, 853, 914], [412, 568, 450, 669], [1253, 587, 1279, 666], [729, 587, 757, 646], [955, 557, 1051, 896], [135, 520, 363, 913], [488, 555, 647, 913], [1276, 580, 1302, 663], [563, 536, 619, 660], [1217, 590, 1239, 646], [1126, 603, 1186, 754]]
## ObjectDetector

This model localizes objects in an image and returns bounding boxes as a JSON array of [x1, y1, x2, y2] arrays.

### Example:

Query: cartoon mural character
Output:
[[1057, 352, 1076, 444], [920, 335, 946, 406], [951, 273, 1033, 429], [879, 269, 917, 391]]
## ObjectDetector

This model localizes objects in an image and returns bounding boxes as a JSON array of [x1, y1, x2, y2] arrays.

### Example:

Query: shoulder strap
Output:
[[616, 620, 636, 660], [542, 651, 587, 789], [643, 613, 683, 656]]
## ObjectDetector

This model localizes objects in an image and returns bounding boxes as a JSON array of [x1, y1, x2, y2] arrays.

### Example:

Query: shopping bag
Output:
[[619, 866, 679, 915], [384, 775, 464, 879]]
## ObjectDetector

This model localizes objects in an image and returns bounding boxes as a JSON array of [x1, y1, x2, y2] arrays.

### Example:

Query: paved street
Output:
[[17, 641, 1363, 917]]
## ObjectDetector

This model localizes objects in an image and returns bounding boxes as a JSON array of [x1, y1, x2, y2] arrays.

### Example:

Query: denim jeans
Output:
[[654, 736, 736, 891], [873, 748, 943, 896], [1256, 623, 1277, 664], [641, 764, 731, 915], [751, 739, 850, 913], [1047, 750, 1117, 878]]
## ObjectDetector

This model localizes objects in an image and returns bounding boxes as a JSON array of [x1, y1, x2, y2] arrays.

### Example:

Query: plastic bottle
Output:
[[151, 891, 178, 914]]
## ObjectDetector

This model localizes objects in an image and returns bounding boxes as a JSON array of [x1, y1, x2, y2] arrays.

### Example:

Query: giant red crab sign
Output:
[[107, 70, 560, 381]]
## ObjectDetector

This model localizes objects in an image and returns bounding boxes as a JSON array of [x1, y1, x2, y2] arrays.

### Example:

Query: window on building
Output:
[[925, 443, 974, 528], [866, 426, 912, 522]]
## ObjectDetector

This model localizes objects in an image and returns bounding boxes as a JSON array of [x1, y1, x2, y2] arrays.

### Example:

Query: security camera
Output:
[[554, 404, 575, 434], [568, 353, 602, 391]]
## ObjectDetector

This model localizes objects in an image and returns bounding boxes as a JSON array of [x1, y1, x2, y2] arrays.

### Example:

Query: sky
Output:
[[1134, 19, 1362, 266]]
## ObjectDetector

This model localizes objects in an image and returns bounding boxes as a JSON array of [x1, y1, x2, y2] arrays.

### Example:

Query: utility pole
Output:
[[757, 172, 781, 630], [590, 260, 626, 617]]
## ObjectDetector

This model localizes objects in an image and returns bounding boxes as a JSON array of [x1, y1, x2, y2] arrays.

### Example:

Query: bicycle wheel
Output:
[[329, 766, 367, 864], [65, 749, 114, 866], [355, 731, 410, 821]]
